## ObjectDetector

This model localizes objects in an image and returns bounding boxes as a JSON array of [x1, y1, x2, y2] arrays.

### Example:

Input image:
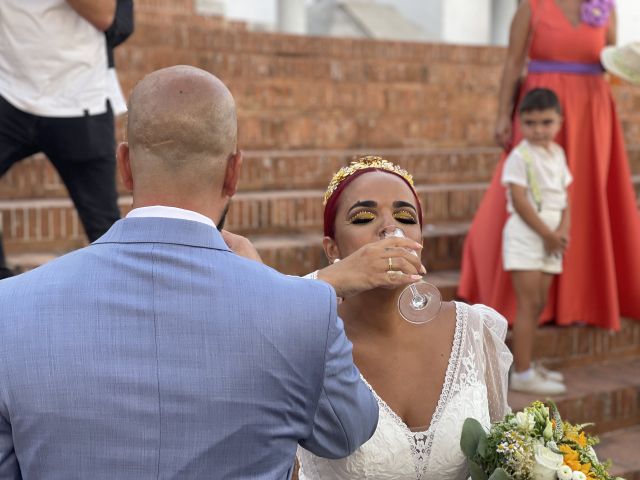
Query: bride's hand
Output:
[[221, 230, 263, 263], [317, 237, 427, 298]]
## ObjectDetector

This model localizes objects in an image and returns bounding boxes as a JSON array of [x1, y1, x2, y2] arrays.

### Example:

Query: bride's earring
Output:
[[332, 258, 341, 264]]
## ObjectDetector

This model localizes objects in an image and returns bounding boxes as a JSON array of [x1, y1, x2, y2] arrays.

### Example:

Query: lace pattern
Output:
[[297, 302, 511, 480]]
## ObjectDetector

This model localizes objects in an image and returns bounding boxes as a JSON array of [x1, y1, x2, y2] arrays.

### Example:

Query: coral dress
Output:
[[458, 0, 640, 330]]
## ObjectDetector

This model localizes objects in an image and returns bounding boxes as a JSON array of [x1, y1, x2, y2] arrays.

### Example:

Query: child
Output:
[[502, 88, 571, 395]]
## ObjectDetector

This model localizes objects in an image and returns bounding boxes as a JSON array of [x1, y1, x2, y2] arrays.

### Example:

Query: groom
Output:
[[0, 66, 378, 479]]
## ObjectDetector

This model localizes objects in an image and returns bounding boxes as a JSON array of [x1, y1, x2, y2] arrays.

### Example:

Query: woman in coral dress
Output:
[[458, 0, 640, 330]]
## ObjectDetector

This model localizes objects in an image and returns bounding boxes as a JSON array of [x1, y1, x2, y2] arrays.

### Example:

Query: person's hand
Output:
[[220, 230, 263, 263], [543, 231, 565, 255], [316, 237, 427, 298], [494, 114, 513, 150], [555, 224, 570, 250]]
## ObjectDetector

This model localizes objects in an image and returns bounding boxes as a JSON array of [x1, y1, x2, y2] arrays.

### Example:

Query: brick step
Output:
[[508, 357, 640, 435], [533, 319, 640, 369], [0, 181, 486, 250], [0, 147, 506, 200], [3, 147, 639, 199], [4, 167, 640, 262], [0, 197, 128, 254], [507, 317, 640, 371], [5, 252, 58, 274], [595, 425, 640, 480], [252, 224, 467, 275], [2, 211, 467, 272]]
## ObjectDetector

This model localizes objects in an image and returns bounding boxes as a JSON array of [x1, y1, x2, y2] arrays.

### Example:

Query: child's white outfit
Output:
[[501, 139, 573, 274]]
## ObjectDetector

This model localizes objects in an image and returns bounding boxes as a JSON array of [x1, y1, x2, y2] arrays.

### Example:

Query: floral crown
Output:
[[323, 156, 414, 205]]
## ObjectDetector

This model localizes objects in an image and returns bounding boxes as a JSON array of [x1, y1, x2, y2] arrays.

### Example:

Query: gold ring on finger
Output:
[[388, 257, 393, 271]]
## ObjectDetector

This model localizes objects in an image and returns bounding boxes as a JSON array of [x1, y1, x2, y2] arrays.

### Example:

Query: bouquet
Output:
[[460, 401, 623, 480]]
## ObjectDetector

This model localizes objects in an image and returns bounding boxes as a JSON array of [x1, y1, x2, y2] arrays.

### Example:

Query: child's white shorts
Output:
[[502, 210, 563, 274]]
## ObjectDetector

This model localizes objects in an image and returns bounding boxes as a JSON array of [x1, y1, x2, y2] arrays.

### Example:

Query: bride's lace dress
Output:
[[297, 302, 512, 480]]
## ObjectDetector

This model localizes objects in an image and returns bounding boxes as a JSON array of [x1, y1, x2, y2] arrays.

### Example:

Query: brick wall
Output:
[[114, 0, 640, 152]]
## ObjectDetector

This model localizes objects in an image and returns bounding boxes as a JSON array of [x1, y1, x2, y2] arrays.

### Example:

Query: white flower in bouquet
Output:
[[572, 472, 587, 480], [512, 411, 536, 432], [531, 445, 564, 480], [557, 465, 573, 480]]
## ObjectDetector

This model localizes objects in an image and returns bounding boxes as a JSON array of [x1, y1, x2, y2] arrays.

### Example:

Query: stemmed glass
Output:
[[381, 227, 442, 324]]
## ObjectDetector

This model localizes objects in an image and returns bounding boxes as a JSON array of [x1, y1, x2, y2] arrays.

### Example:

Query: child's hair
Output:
[[519, 88, 562, 115]]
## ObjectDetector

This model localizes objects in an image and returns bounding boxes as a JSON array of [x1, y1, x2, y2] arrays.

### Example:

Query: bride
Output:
[[296, 156, 512, 479]]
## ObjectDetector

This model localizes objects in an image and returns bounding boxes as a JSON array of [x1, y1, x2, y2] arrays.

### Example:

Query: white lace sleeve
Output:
[[473, 304, 513, 422]]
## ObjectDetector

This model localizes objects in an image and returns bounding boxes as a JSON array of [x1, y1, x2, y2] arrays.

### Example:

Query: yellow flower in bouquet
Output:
[[559, 445, 594, 478], [460, 401, 623, 480], [564, 425, 589, 448]]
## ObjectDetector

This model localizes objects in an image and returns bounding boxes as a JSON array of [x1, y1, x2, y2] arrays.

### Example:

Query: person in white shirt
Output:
[[501, 88, 572, 395], [0, 0, 119, 279]]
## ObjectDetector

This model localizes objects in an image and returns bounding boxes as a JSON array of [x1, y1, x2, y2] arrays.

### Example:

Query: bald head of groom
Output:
[[117, 65, 241, 228]]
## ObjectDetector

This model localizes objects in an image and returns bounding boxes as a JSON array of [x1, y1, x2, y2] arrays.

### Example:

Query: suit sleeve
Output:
[[0, 394, 20, 479], [299, 297, 378, 459]]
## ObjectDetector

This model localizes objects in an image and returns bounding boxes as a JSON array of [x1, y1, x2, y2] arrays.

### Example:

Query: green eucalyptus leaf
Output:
[[488, 467, 512, 480], [460, 418, 487, 458], [468, 461, 489, 480], [477, 434, 488, 457]]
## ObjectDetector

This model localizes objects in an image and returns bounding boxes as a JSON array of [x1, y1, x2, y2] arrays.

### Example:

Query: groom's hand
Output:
[[220, 230, 263, 263], [317, 237, 426, 298]]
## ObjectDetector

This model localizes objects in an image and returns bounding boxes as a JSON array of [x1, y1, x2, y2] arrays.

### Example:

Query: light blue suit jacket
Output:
[[0, 217, 378, 479]]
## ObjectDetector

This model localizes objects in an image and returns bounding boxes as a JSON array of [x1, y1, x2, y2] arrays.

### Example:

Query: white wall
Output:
[[376, 0, 443, 41], [618, 0, 640, 45], [224, 0, 276, 26], [491, 0, 517, 46], [221, 0, 640, 46]]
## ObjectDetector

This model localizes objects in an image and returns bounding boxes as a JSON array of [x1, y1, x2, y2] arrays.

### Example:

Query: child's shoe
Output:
[[510, 368, 566, 395], [533, 361, 564, 382]]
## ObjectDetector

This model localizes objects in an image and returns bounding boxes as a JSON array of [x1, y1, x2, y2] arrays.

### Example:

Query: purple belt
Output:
[[528, 60, 604, 75]]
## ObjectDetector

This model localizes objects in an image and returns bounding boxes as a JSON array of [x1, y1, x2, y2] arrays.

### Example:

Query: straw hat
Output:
[[601, 42, 640, 85]]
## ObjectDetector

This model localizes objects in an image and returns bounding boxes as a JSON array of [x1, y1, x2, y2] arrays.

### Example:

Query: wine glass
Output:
[[380, 227, 442, 325]]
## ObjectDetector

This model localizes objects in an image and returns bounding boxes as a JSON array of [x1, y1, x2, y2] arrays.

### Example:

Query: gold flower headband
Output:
[[323, 156, 414, 205]]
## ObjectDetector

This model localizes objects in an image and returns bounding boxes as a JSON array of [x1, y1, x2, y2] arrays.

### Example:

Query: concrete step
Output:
[[595, 426, 640, 480], [508, 357, 640, 435], [3, 146, 639, 199]]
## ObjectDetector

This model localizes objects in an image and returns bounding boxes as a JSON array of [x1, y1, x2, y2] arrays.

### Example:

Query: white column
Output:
[[443, 0, 491, 45], [491, 0, 518, 45], [277, 0, 306, 34]]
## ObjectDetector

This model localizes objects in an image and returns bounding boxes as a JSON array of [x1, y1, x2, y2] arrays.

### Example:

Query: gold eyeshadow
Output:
[[393, 209, 417, 222], [348, 211, 376, 223]]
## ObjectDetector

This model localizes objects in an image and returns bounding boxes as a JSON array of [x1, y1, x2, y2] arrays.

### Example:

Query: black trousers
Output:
[[0, 95, 120, 267]]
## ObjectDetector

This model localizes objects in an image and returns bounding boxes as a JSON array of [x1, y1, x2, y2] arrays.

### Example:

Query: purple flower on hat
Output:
[[581, 0, 615, 27]]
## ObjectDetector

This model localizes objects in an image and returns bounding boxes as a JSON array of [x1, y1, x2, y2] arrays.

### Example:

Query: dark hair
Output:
[[519, 88, 562, 115]]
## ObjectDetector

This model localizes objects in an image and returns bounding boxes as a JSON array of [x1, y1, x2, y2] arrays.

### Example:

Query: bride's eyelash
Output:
[[348, 210, 376, 224], [394, 209, 417, 224]]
